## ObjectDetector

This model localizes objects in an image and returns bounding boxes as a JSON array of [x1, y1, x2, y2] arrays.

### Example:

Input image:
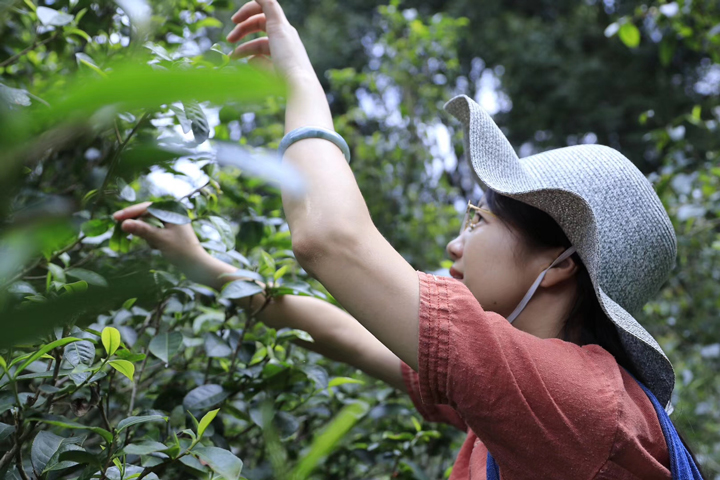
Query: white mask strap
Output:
[[506, 246, 577, 324]]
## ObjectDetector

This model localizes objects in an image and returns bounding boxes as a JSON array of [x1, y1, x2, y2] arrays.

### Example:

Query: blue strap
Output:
[[486, 375, 703, 479], [633, 378, 704, 479]]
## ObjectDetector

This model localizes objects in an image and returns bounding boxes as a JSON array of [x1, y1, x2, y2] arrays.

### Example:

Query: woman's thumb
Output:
[[255, 0, 288, 23], [121, 219, 160, 243]]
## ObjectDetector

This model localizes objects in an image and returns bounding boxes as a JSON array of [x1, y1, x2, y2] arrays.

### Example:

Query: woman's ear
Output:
[[539, 250, 579, 288]]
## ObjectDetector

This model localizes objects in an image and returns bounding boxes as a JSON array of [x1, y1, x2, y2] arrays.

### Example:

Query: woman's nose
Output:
[[446, 235, 463, 261]]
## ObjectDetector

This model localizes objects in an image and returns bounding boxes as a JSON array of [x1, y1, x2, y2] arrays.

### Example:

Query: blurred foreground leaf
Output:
[[0, 271, 160, 347]]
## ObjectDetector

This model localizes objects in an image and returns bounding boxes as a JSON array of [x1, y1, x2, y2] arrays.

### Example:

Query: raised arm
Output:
[[228, 0, 421, 371], [113, 204, 472, 431]]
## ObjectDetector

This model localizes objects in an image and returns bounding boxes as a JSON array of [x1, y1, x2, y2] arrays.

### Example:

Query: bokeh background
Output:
[[0, 0, 718, 478]]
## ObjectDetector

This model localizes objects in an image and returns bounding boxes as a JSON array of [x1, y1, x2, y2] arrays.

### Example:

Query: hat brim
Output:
[[444, 94, 675, 407]]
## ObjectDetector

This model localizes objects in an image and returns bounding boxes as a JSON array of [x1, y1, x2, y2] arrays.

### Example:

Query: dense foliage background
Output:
[[0, 0, 718, 478]]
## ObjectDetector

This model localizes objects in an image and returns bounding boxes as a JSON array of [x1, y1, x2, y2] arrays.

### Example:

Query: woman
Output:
[[113, 1, 704, 478]]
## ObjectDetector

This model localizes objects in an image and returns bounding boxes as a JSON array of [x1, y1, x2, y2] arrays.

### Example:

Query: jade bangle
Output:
[[278, 126, 351, 163]]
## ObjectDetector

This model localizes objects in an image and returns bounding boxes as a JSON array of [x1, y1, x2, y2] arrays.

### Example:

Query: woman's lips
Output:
[[449, 267, 464, 280]]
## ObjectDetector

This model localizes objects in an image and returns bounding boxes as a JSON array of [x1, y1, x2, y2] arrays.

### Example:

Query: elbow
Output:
[[292, 228, 356, 277]]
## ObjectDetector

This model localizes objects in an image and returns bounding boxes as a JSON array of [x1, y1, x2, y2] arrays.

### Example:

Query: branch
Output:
[[0, 234, 86, 289], [128, 299, 166, 415], [178, 181, 211, 201], [0, 32, 59, 68], [96, 112, 151, 204]]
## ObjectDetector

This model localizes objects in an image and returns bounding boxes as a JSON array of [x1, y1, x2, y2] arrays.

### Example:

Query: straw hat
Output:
[[444, 95, 677, 407]]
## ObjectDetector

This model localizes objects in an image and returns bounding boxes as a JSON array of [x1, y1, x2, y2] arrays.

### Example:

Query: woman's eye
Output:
[[473, 212, 484, 223]]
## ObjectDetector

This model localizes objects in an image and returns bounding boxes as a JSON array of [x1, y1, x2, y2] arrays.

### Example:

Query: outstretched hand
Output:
[[226, 0, 316, 84], [112, 202, 207, 271]]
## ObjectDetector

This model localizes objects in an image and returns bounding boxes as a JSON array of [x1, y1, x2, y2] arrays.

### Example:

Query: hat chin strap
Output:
[[506, 246, 578, 324]]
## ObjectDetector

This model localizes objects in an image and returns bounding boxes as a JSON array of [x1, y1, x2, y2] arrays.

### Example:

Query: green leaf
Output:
[[210, 216, 235, 250], [0, 83, 31, 107], [66, 268, 108, 287], [15, 337, 81, 378], [274, 411, 300, 440], [618, 22, 640, 48], [105, 465, 159, 480], [197, 408, 220, 439], [659, 38, 675, 67], [273, 265, 289, 281], [31, 431, 65, 474], [122, 297, 137, 310], [0, 271, 159, 348], [291, 401, 369, 480], [62, 280, 88, 293], [0, 423, 14, 442], [220, 280, 264, 300], [63, 340, 95, 367], [109, 359, 134, 381], [148, 331, 183, 364], [80, 218, 112, 237], [411, 416, 422, 432], [75, 52, 107, 78], [101, 326, 121, 356], [36, 6, 74, 26], [32, 62, 283, 132], [328, 377, 365, 388], [194, 17, 223, 29], [183, 384, 228, 411], [47, 263, 66, 283], [179, 454, 210, 475], [204, 332, 232, 358], [43, 443, 84, 473], [183, 100, 210, 144], [302, 365, 329, 389], [122, 440, 169, 456], [57, 449, 101, 469], [147, 201, 191, 225], [259, 250, 276, 275], [192, 446, 243, 480], [109, 222, 130, 253], [115, 350, 145, 362], [117, 414, 166, 432], [115, 142, 187, 178], [31, 416, 113, 443], [64, 27, 91, 42]]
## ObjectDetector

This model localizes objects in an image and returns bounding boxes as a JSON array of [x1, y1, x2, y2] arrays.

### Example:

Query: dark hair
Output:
[[483, 189, 705, 477]]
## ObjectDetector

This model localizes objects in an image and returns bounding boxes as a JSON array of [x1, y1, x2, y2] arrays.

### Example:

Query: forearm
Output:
[[268, 295, 406, 392], [191, 251, 406, 391], [281, 75, 373, 243]]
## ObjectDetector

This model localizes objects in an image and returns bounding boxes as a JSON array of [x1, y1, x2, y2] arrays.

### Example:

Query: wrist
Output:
[[286, 69, 321, 92], [176, 248, 232, 291]]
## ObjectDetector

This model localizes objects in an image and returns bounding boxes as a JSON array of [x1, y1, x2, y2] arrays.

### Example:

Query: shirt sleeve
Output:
[[400, 360, 467, 432], [414, 270, 623, 479]]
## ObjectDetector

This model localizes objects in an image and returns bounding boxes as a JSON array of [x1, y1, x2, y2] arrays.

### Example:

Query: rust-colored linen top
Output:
[[400, 271, 671, 480]]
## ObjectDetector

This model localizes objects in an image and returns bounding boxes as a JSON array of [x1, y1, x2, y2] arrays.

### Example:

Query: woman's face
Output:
[[446, 198, 550, 319]]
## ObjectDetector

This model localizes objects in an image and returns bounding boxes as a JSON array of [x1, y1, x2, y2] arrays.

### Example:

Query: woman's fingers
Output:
[[231, 0, 287, 25], [230, 1, 262, 24], [230, 37, 270, 59], [120, 219, 162, 246], [226, 13, 266, 43], [112, 202, 153, 221]]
